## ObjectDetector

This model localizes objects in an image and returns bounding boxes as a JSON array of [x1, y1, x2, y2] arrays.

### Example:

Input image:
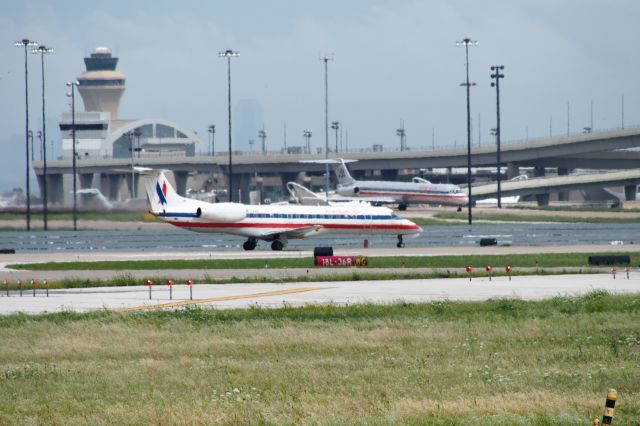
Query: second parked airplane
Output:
[[333, 159, 468, 211]]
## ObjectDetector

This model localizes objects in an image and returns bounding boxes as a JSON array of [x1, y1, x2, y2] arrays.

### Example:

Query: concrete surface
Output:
[[0, 273, 638, 315]]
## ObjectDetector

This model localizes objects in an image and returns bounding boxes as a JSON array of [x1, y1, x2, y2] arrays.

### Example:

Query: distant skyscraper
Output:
[[76, 47, 126, 120], [234, 99, 264, 151]]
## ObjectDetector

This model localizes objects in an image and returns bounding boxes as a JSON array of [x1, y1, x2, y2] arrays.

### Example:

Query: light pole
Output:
[[218, 49, 239, 202], [320, 54, 334, 198], [128, 131, 134, 198], [303, 130, 312, 154], [124, 129, 140, 200], [37, 131, 42, 159], [28, 130, 34, 162], [135, 130, 141, 159], [258, 129, 266, 154], [490, 65, 505, 208], [124, 129, 141, 199], [15, 38, 38, 231], [331, 121, 339, 153], [33, 45, 53, 231], [396, 125, 406, 151], [456, 37, 478, 225], [208, 125, 215, 156], [66, 81, 79, 231]]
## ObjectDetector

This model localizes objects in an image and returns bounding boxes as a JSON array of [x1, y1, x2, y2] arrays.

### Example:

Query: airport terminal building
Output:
[[54, 47, 201, 202]]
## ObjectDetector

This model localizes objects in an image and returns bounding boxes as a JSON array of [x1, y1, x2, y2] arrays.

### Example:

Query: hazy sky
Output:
[[1, 0, 639, 192]]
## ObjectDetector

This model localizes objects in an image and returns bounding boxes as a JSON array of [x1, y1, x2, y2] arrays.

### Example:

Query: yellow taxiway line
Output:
[[117, 286, 333, 312]]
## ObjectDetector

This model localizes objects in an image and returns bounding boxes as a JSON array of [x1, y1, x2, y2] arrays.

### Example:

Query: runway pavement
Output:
[[1, 273, 638, 315]]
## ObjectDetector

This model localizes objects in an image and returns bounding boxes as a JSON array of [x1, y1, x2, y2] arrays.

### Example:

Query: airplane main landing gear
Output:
[[457, 205, 462, 212], [397, 235, 405, 248], [398, 203, 408, 211], [243, 238, 257, 251], [271, 240, 284, 251]]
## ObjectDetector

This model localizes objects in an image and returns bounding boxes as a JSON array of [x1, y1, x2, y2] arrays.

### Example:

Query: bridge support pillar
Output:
[[125, 174, 138, 199], [506, 163, 520, 179], [535, 193, 550, 206], [534, 166, 545, 178], [255, 176, 264, 204], [35, 173, 45, 203], [99, 174, 110, 200], [174, 171, 189, 197], [238, 173, 252, 204], [624, 184, 637, 201], [79, 173, 94, 190], [47, 174, 64, 205], [557, 168, 570, 201], [107, 174, 123, 201]]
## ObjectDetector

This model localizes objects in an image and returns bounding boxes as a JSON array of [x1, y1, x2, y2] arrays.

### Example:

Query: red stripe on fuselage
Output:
[[166, 221, 420, 231]]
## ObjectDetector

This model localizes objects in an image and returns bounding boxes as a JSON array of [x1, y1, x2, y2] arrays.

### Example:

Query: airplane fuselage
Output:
[[337, 181, 468, 207], [146, 169, 421, 250], [160, 203, 421, 240]]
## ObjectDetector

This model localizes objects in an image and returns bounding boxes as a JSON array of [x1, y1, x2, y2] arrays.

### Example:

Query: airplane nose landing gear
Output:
[[397, 235, 405, 248], [271, 240, 284, 251]]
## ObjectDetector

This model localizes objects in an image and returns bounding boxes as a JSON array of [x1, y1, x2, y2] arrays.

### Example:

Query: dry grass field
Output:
[[0, 292, 638, 425]]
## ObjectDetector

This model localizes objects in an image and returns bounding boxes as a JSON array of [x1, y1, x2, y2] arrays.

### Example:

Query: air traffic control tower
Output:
[[76, 47, 126, 119], [50, 46, 202, 205]]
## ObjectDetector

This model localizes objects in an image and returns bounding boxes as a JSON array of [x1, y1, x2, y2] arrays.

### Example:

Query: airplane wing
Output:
[[256, 225, 323, 240]]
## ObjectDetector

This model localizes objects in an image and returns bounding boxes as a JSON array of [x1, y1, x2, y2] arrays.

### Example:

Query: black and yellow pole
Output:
[[601, 388, 617, 425]]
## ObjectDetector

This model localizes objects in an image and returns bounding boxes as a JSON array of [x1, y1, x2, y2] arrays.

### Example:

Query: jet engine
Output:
[[196, 203, 246, 222]]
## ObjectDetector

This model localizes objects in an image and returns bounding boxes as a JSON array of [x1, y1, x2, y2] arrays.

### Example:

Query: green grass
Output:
[[433, 211, 640, 223], [407, 217, 458, 226], [10, 252, 639, 271], [511, 205, 640, 213], [0, 292, 638, 424]]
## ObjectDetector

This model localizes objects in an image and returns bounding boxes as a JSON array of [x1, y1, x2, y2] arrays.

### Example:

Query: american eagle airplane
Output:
[[144, 170, 421, 250], [332, 159, 469, 211]]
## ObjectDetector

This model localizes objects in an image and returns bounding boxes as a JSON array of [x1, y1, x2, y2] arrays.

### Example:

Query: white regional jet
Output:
[[333, 159, 469, 211], [144, 170, 422, 250]]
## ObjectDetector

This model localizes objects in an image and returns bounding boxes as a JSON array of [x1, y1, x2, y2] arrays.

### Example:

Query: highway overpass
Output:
[[33, 127, 640, 204], [471, 169, 640, 205]]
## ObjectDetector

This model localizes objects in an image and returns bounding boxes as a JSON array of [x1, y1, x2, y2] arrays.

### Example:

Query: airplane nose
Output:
[[405, 220, 422, 234]]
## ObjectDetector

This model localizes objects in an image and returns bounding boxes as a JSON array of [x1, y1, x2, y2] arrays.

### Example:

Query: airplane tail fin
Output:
[[143, 170, 183, 213], [333, 158, 355, 185]]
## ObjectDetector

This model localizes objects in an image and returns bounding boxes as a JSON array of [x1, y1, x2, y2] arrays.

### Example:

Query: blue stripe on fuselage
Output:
[[158, 212, 198, 218]]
